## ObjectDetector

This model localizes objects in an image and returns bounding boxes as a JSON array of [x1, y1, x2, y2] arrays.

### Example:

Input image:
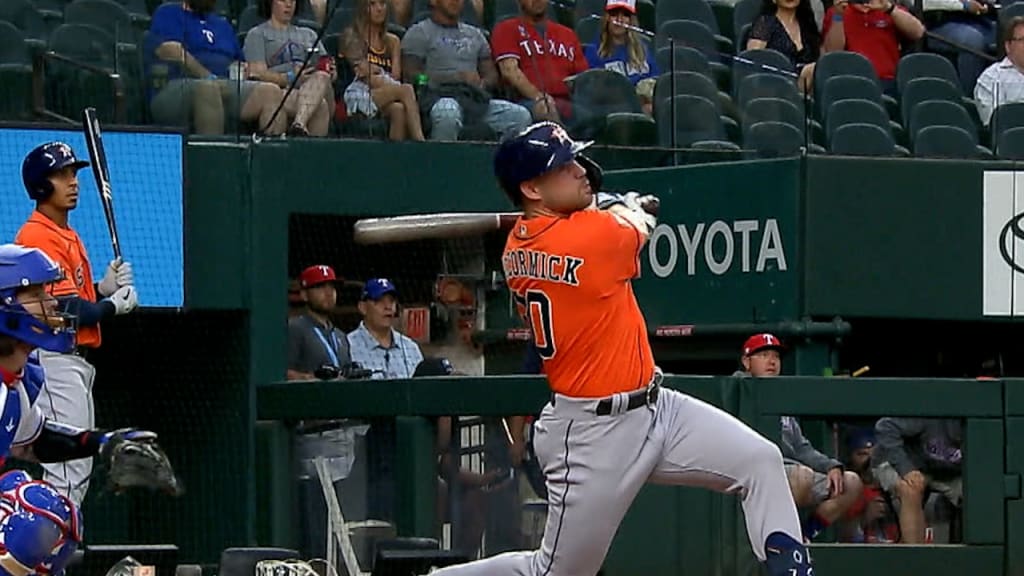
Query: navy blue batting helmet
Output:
[[0, 244, 76, 353], [22, 142, 90, 201], [494, 122, 592, 205]]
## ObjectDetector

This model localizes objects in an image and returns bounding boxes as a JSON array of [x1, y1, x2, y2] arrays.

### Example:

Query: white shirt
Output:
[[975, 57, 1024, 125]]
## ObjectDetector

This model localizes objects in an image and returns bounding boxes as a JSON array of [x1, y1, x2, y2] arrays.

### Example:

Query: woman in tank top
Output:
[[341, 0, 425, 140]]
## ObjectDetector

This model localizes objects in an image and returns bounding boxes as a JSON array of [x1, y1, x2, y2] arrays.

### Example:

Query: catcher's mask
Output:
[[0, 245, 77, 353]]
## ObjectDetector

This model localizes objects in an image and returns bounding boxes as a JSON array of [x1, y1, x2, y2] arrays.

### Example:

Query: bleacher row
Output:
[[5, 0, 1024, 160]]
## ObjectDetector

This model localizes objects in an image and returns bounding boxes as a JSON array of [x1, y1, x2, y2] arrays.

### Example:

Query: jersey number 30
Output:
[[513, 290, 556, 360]]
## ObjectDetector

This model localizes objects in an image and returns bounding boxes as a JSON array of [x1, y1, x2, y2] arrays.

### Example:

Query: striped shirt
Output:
[[346, 322, 424, 379]]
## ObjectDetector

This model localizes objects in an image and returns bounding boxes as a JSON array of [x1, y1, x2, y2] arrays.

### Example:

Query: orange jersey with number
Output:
[[15, 211, 101, 348], [502, 209, 655, 398]]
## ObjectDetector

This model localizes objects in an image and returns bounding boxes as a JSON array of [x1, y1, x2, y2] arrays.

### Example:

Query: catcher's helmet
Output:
[[22, 141, 90, 201], [0, 244, 76, 353], [494, 121, 593, 205]]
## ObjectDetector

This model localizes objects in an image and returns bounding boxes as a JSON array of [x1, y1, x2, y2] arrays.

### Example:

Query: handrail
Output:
[[32, 50, 125, 124]]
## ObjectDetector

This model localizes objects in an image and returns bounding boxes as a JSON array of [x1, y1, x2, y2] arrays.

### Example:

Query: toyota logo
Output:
[[999, 212, 1024, 274]]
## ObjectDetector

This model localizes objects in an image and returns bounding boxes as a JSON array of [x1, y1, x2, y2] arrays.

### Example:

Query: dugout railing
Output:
[[256, 375, 1013, 576]]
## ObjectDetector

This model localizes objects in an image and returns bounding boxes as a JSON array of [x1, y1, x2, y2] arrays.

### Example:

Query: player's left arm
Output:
[[10, 418, 150, 463]]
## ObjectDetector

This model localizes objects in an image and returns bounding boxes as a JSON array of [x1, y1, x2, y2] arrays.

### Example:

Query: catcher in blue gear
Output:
[[0, 244, 181, 575]]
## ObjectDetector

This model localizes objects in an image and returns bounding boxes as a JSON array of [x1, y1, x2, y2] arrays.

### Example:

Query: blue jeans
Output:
[[429, 98, 532, 141], [930, 18, 996, 94]]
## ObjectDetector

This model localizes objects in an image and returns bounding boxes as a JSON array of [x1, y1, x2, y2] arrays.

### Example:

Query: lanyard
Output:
[[312, 326, 341, 367]]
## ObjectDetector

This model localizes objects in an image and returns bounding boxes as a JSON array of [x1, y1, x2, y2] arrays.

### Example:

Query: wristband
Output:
[[206, 74, 218, 80], [287, 70, 296, 84], [832, 12, 844, 21]]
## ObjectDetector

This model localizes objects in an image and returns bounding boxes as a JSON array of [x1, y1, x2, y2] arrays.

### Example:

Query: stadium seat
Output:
[[896, 52, 961, 97], [908, 99, 981, 146], [744, 121, 804, 158], [656, 94, 735, 148], [654, 70, 738, 135], [737, 72, 801, 108], [599, 112, 658, 147], [732, 0, 761, 48], [829, 123, 897, 157], [732, 48, 794, 100], [914, 125, 985, 158], [573, 0, 605, 20], [65, 0, 137, 45], [570, 68, 643, 139], [656, 23, 730, 90], [990, 102, 1024, 149], [900, 77, 961, 129], [813, 51, 898, 118], [819, 74, 883, 122], [0, 0, 49, 49], [656, 46, 713, 79], [996, 126, 1024, 160], [0, 20, 33, 120], [325, 8, 353, 35], [576, 16, 601, 45], [826, 99, 898, 147], [655, 0, 733, 54], [49, 22, 115, 67], [743, 97, 805, 133], [238, 4, 263, 34]]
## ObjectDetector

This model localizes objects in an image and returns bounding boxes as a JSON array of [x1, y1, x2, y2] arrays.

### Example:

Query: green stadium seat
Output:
[[743, 97, 804, 133], [826, 98, 900, 148], [655, 21, 730, 91], [819, 74, 882, 122], [996, 126, 1024, 160], [46, 23, 122, 122], [814, 51, 897, 119], [657, 94, 737, 149], [732, 48, 793, 100], [0, 0, 50, 50], [569, 68, 643, 139], [914, 125, 986, 158], [908, 99, 980, 146], [599, 112, 658, 147], [990, 102, 1024, 150], [737, 72, 800, 108], [575, 16, 601, 45], [829, 123, 897, 157], [744, 121, 804, 158], [656, 0, 733, 54], [238, 4, 263, 33], [732, 0, 761, 48], [896, 52, 961, 96], [0, 20, 34, 120], [900, 77, 960, 129], [656, 46, 712, 79], [65, 0, 138, 44], [325, 7, 353, 35]]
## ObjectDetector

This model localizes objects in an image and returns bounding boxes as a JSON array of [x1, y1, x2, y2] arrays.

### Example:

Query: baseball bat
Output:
[[82, 108, 122, 260], [353, 212, 521, 245]]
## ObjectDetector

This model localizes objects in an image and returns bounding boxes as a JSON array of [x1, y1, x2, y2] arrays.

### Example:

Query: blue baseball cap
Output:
[[847, 428, 876, 451], [361, 278, 398, 301]]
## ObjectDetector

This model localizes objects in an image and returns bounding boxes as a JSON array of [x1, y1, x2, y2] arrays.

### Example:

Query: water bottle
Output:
[[415, 73, 429, 99]]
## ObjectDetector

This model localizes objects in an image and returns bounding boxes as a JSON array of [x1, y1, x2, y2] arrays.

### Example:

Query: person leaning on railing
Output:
[[145, 0, 288, 135]]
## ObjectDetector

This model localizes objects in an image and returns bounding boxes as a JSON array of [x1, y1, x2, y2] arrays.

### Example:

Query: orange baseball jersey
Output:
[[15, 211, 100, 348], [502, 208, 654, 398]]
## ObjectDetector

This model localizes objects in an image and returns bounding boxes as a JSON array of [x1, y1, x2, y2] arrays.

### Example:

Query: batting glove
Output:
[[97, 258, 121, 297], [108, 285, 138, 315], [114, 260, 134, 288]]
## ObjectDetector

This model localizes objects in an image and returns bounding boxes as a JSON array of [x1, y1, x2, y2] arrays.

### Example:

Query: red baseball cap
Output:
[[299, 265, 338, 288], [742, 333, 783, 356], [606, 0, 637, 12]]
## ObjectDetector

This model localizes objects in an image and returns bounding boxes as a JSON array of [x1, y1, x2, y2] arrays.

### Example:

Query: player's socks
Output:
[[764, 532, 813, 576], [802, 513, 831, 541]]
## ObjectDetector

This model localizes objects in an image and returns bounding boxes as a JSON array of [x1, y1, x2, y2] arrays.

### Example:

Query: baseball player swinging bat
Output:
[[82, 108, 122, 260]]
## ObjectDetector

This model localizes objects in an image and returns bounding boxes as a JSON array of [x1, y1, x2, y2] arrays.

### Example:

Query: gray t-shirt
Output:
[[401, 18, 489, 79], [288, 313, 351, 374], [243, 21, 326, 74]]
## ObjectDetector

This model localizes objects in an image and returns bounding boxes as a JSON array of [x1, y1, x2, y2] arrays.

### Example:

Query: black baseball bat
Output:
[[82, 108, 122, 260]]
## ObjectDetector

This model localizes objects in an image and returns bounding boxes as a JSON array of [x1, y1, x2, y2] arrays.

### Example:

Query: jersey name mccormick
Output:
[[502, 249, 584, 286], [15, 211, 100, 348], [503, 209, 654, 398]]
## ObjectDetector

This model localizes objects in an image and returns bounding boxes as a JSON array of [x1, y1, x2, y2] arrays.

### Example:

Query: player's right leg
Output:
[[37, 351, 96, 506], [648, 390, 811, 576], [430, 396, 662, 576]]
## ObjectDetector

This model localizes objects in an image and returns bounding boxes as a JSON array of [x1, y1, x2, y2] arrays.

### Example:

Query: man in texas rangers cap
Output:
[[287, 264, 350, 381], [737, 333, 863, 542]]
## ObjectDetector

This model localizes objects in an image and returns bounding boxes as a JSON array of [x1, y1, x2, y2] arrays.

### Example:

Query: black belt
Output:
[[595, 382, 660, 416]]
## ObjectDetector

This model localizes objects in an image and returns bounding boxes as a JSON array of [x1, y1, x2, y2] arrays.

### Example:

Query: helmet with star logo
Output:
[[493, 122, 599, 206]]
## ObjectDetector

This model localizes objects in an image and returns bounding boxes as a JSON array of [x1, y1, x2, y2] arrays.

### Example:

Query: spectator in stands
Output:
[[872, 417, 962, 543], [288, 278, 305, 318], [491, 0, 589, 122], [734, 333, 863, 542], [347, 278, 424, 378], [287, 265, 351, 380], [341, 0, 427, 140], [583, 0, 659, 86], [822, 0, 925, 95], [839, 428, 900, 543], [746, 0, 820, 93], [244, 0, 335, 136], [146, 0, 288, 135], [400, 0, 532, 141], [923, 0, 994, 94], [975, 16, 1024, 126]]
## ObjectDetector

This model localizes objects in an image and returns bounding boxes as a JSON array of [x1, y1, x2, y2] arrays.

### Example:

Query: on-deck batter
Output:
[[431, 122, 813, 576], [15, 142, 139, 506]]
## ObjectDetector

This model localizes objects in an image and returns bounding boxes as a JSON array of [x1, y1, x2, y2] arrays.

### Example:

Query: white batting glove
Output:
[[114, 260, 134, 287], [608, 192, 658, 239], [108, 285, 139, 315], [97, 258, 121, 297]]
